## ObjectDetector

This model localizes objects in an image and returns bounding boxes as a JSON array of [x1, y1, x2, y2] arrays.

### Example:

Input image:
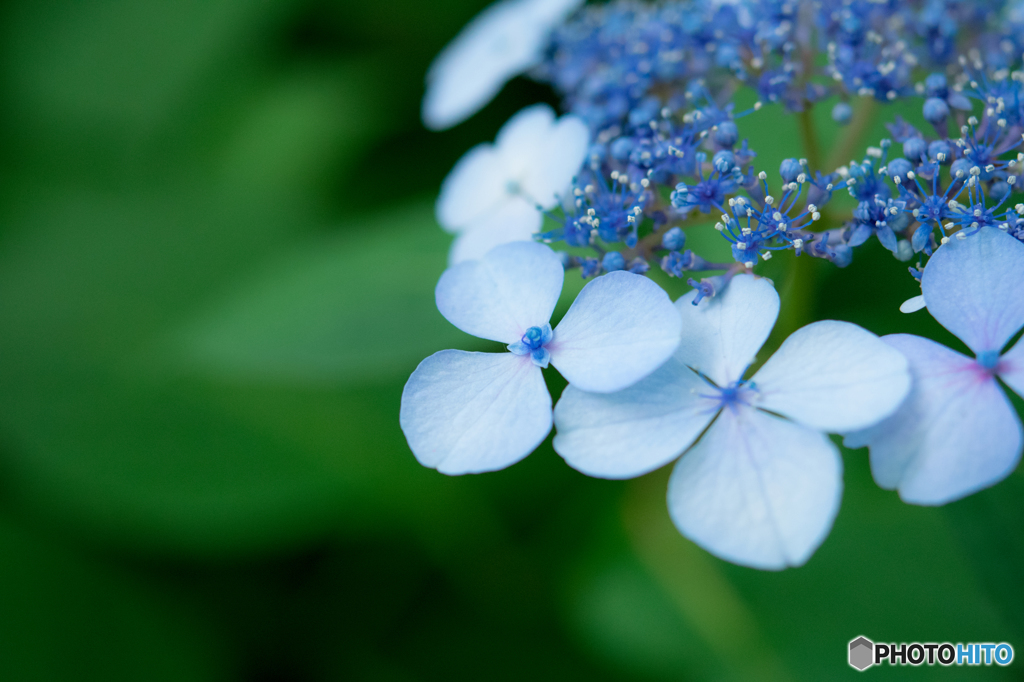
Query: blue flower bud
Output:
[[991, 180, 1011, 197], [922, 97, 949, 124], [924, 73, 947, 97], [602, 251, 626, 272], [887, 158, 913, 182], [609, 137, 633, 161], [832, 102, 852, 124], [628, 97, 661, 127], [779, 158, 802, 182], [950, 158, 973, 180], [928, 140, 952, 163], [902, 136, 927, 160], [713, 150, 735, 173], [587, 143, 608, 163], [713, 121, 739, 147], [661, 226, 686, 251]]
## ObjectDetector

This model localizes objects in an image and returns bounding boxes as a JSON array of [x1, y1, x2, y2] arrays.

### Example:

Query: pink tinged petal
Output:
[[751, 320, 911, 433], [400, 350, 551, 475], [921, 226, 1024, 354], [553, 358, 718, 479], [435, 144, 507, 230], [435, 241, 563, 344], [850, 334, 1023, 505], [667, 405, 843, 570], [519, 114, 590, 209], [447, 200, 541, 264], [999, 337, 1024, 399], [549, 271, 681, 393], [422, 0, 548, 131], [674, 274, 780, 386]]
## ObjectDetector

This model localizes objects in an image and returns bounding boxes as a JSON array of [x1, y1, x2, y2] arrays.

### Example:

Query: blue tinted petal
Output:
[[667, 405, 843, 570], [400, 350, 551, 475], [847, 334, 1023, 505], [674, 274, 779, 386], [553, 357, 717, 479], [549, 271, 681, 393], [436, 241, 563, 344], [751, 321, 910, 433], [921, 227, 1024, 354]]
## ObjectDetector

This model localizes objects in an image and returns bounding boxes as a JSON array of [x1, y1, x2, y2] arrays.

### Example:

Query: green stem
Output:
[[797, 106, 822, 173], [826, 97, 877, 171], [622, 471, 794, 682]]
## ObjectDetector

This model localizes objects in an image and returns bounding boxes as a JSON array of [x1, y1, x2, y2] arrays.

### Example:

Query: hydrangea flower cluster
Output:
[[403, 0, 1024, 571]]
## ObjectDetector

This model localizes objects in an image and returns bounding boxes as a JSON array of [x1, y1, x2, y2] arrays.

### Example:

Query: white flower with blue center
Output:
[[552, 275, 912, 570], [846, 227, 1024, 505], [422, 0, 583, 130], [400, 241, 681, 475], [436, 104, 589, 264]]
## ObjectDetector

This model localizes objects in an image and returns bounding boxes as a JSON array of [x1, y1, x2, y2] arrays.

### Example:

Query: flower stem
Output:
[[622, 471, 794, 682], [797, 106, 822, 173], [826, 97, 877, 170]]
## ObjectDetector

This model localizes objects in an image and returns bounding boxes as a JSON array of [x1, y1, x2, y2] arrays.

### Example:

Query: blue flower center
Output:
[[507, 324, 553, 368], [710, 380, 758, 410], [520, 326, 546, 350], [977, 349, 1001, 372]]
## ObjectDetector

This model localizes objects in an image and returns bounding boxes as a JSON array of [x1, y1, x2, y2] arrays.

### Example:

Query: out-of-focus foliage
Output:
[[0, 1, 1020, 680]]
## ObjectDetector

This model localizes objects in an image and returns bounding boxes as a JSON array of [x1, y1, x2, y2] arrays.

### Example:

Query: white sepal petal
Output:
[[435, 241, 563, 344], [448, 200, 541, 265], [899, 295, 925, 313], [550, 271, 681, 393], [436, 143, 507, 231], [667, 405, 843, 570], [400, 350, 551, 475], [674, 274, 779, 386], [519, 114, 590, 209], [422, 0, 548, 131], [849, 334, 1023, 505], [751, 320, 911, 433], [921, 226, 1024, 354], [553, 358, 718, 479]]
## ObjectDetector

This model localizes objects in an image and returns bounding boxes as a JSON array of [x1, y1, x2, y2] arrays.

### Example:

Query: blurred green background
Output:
[[0, 1, 1021, 680]]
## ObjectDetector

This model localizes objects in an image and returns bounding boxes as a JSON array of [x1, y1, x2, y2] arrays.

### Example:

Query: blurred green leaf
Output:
[[216, 59, 403, 197], [1, 0, 276, 131], [0, 172, 482, 555], [173, 201, 470, 385]]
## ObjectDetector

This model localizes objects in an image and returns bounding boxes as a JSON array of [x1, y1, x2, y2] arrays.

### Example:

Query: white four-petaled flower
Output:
[[400, 241, 681, 475], [422, 0, 583, 130], [846, 227, 1024, 505], [553, 275, 912, 570], [436, 104, 589, 264]]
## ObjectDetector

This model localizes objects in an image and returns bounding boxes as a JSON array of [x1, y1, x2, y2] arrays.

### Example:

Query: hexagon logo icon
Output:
[[849, 636, 874, 671]]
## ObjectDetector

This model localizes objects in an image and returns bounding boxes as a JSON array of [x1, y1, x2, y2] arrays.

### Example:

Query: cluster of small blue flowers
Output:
[[529, 0, 1024, 286], [411, 0, 1024, 573]]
